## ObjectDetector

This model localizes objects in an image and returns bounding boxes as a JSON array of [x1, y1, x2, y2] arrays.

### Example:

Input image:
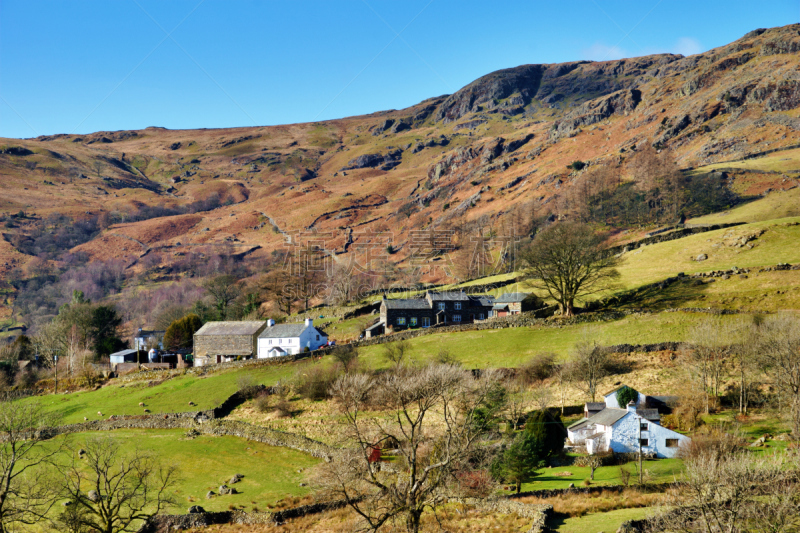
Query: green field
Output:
[[521, 458, 684, 492], [690, 147, 800, 175], [357, 311, 742, 368], [22, 364, 296, 425], [690, 188, 800, 225], [552, 506, 652, 533], [45, 429, 320, 512], [613, 217, 800, 291]]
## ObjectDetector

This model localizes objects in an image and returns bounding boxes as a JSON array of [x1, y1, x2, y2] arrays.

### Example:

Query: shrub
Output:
[[295, 365, 339, 401], [568, 160, 586, 171], [518, 352, 556, 384], [254, 392, 271, 413], [15, 368, 39, 390], [274, 399, 293, 418], [616, 385, 638, 408], [456, 469, 494, 498], [236, 375, 260, 399]]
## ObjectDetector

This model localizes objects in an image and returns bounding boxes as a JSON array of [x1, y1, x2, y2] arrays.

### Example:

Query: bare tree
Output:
[[686, 318, 735, 414], [650, 445, 800, 533], [331, 345, 359, 373], [519, 222, 620, 317], [56, 437, 179, 533], [32, 321, 65, 393], [752, 313, 800, 435], [320, 364, 500, 533], [382, 340, 410, 368], [0, 402, 62, 533], [202, 275, 242, 320], [568, 340, 609, 402]]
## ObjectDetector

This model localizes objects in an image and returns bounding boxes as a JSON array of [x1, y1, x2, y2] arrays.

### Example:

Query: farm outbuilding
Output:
[[193, 321, 267, 366]]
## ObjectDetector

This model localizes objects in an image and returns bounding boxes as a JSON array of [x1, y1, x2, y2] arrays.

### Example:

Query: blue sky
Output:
[[0, 1, 797, 139]]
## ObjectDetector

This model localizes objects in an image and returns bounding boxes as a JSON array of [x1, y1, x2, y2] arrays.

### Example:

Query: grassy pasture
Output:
[[20, 364, 296, 425], [43, 429, 320, 512]]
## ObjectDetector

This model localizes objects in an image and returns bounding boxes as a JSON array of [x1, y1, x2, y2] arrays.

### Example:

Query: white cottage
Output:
[[257, 319, 328, 358], [603, 386, 647, 409], [580, 402, 690, 458]]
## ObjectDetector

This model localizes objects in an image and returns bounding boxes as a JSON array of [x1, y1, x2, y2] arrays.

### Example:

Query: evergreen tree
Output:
[[89, 306, 124, 357], [163, 314, 203, 350], [500, 431, 546, 493]]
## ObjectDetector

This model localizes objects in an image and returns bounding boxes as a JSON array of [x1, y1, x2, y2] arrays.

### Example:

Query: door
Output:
[[422, 317, 430, 327]]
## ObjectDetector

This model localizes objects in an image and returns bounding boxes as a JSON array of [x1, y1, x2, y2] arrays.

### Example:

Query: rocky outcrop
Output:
[[551, 88, 642, 139], [435, 55, 679, 124], [341, 149, 403, 171]]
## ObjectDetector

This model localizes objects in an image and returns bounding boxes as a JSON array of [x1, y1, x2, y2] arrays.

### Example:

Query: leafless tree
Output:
[[382, 340, 410, 368], [202, 274, 243, 320], [568, 340, 609, 402], [55, 437, 179, 533], [319, 364, 500, 533], [752, 313, 800, 435], [0, 402, 62, 533], [331, 345, 359, 373], [650, 444, 800, 533], [686, 318, 736, 414], [519, 222, 620, 317]]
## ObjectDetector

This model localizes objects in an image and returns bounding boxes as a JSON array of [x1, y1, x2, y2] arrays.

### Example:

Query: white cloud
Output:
[[582, 42, 630, 61], [673, 37, 703, 56]]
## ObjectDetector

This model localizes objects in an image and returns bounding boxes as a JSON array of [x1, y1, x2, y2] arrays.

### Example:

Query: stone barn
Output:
[[193, 321, 267, 366]]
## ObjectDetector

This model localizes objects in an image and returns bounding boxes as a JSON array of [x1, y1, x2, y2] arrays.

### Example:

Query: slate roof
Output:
[[470, 296, 495, 307], [195, 321, 266, 336], [587, 408, 628, 426], [383, 298, 431, 310], [585, 402, 606, 412], [428, 291, 470, 301], [567, 418, 589, 431], [268, 346, 287, 355], [637, 409, 660, 421], [365, 321, 385, 332], [494, 292, 530, 303], [259, 323, 316, 339], [585, 432, 605, 440], [110, 349, 138, 360]]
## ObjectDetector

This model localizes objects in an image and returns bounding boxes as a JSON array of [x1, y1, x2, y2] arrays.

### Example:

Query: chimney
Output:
[[627, 400, 637, 413], [305, 318, 313, 328], [267, 319, 275, 327]]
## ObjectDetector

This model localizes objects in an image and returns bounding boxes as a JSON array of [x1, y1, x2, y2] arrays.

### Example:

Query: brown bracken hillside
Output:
[[2, 24, 800, 294]]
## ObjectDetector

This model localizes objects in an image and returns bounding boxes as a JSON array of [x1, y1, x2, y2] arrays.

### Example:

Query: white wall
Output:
[[256, 326, 328, 358], [604, 389, 646, 409], [608, 412, 689, 458]]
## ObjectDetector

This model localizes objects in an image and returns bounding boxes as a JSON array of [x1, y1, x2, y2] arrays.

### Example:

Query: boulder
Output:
[[696, 254, 708, 261], [206, 491, 215, 499], [188, 505, 205, 514], [87, 490, 100, 502]]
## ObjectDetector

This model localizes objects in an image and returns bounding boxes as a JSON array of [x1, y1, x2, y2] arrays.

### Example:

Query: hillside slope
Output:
[[2, 24, 800, 311]]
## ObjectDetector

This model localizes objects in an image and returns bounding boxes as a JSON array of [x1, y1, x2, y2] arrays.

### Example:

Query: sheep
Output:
[[139, 402, 145, 407], [97, 412, 103, 416]]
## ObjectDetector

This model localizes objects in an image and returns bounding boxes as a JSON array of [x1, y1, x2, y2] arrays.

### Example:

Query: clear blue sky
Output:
[[0, 1, 797, 139]]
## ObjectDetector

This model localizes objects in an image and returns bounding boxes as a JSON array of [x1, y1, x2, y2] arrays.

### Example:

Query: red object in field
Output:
[[367, 446, 382, 463]]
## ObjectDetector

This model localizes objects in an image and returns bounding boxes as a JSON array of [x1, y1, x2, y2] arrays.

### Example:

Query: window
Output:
[[666, 439, 679, 448], [422, 317, 430, 327], [437, 303, 445, 311], [453, 315, 461, 322], [639, 438, 649, 447], [410, 317, 418, 326], [454, 302, 462, 310], [640, 422, 648, 431], [479, 313, 484, 320], [397, 317, 406, 326], [316, 335, 320, 341], [269, 339, 272, 345]]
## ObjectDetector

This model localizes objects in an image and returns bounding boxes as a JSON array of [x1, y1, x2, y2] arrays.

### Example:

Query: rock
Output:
[[188, 505, 205, 514], [229, 474, 243, 484], [87, 490, 99, 502], [568, 483, 575, 488], [206, 491, 215, 499], [696, 254, 708, 261]]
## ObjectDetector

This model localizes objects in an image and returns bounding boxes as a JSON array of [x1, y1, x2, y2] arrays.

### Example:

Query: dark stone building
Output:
[[489, 292, 541, 317], [379, 291, 494, 331], [193, 321, 267, 366]]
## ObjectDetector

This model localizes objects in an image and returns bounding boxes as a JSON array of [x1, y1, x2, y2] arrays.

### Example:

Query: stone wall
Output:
[[46, 412, 334, 460], [454, 498, 553, 533]]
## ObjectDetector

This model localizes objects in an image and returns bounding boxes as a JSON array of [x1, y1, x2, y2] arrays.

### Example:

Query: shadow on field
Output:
[[604, 277, 709, 311]]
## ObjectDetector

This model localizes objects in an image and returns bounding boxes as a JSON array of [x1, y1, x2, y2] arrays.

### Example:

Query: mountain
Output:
[[2, 24, 800, 324]]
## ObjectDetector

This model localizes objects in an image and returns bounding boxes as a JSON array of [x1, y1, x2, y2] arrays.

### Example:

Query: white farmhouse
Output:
[[603, 386, 646, 409], [583, 402, 690, 458], [257, 318, 328, 358]]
